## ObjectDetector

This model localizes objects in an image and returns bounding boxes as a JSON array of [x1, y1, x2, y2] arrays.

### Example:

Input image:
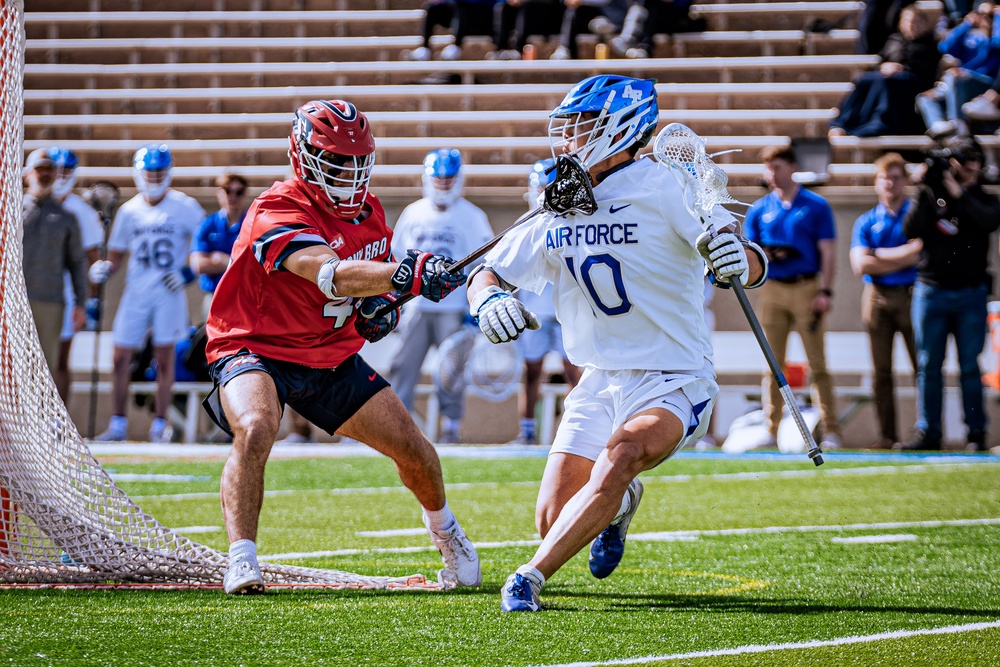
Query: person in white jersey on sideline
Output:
[[465, 75, 769, 611], [387, 148, 494, 443], [48, 147, 106, 405], [89, 144, 205, 443]]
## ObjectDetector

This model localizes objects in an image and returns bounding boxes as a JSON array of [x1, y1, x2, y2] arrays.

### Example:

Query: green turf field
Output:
[[2, 452, 999, 666]]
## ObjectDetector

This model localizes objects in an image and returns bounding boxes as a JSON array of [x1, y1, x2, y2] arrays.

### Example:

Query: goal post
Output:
[[0, 1, 437, 591]]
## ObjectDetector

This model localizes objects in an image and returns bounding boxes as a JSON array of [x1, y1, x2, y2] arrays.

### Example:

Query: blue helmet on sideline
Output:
[[422, 148, 464, 209]]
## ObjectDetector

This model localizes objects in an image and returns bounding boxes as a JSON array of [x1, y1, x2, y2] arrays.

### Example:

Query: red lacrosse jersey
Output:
[[206, 178, 393, 368]]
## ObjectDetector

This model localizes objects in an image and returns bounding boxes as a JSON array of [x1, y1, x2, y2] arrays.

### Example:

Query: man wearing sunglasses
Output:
[[190, 172, 250, 319]]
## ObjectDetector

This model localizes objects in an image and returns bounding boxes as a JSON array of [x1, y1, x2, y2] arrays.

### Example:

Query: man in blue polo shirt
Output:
[[849, 153, 922, 448], [190, 172, 249, 319], [745, 145, 841, 449]]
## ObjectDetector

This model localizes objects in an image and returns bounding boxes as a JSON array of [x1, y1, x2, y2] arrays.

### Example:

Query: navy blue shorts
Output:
[[203, 349, 390, 437]]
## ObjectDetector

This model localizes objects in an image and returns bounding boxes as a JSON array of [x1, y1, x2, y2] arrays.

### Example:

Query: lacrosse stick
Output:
[[82, 181, 120, 439], [372, 154, 597, 319], [652, 123, 824, 466], [434, 325, 523, 402]]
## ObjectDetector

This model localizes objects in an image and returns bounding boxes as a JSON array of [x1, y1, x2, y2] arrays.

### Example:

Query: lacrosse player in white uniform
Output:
[[90, 144, 205, 442], [466, 75, 768, 611], [388, 148, 494, 443], [47, 148, 106, 404]]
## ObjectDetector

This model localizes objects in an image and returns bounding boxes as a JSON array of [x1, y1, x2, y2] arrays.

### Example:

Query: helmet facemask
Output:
[[51, 166, 77, 199], [133, 167, 172, 200], [422, 172, 464, 209], [295, 139, 374, 216]]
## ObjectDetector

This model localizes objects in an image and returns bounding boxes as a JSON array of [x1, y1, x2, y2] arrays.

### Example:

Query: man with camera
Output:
[[899, 134, 1000, 451]]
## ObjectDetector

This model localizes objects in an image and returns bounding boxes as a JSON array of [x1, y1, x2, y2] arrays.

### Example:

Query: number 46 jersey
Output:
[[107, 189, 205, 296], [485, 158, 733, 375]]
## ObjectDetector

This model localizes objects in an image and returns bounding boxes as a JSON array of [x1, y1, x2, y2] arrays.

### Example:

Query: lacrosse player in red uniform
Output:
[[204, 100, 480, 594]]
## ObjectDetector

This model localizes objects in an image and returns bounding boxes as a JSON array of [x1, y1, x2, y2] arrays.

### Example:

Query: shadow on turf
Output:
[[542, 591, 1000, 617]]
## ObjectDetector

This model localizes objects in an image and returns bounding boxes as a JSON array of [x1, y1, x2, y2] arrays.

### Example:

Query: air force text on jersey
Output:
[[545, 222, 638, 251]]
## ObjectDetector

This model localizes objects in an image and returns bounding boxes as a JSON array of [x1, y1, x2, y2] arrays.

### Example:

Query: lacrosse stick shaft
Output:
[[371, 205, 545, 319], [729, 280, 824, 466]]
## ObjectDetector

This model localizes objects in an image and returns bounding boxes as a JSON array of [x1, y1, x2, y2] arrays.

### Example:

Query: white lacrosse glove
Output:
[[89, 260, 113, 285], [697, 232, 749, 286], [470, 285, 540, 344]]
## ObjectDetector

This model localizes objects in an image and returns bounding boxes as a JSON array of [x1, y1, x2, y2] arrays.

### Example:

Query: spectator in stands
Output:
[[48, 148, 106, 404], [509, 160, 580, 445], [609, 0, 706, 59], [89, 144, 205, 443], [857, 0, 915, 55], [490, 0, 564, 60], [960, 66, 1000, 121], [190, 172, 249, 320], [744, 145, 842, 450], [899, 135, 1000, 451], [388, 149, 494, 443], [915, 2, 1000, 139], [849, 153, 921, 448], [22, 148, 88, 378], [829, 6, 940, 137], [551, 0, 626, 60], [407, 0, 500, 61]]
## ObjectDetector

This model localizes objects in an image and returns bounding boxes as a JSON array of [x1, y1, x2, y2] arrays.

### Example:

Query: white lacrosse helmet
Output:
[[548, 75, 659, 170], [132, 143, 173, 200], [422, 148, 464, 209], [50, 147, 79, 199]]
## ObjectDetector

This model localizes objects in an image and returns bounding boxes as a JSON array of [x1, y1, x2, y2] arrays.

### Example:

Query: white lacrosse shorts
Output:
[[550, 367, 718, 464], [111, 287, 189, 349], [516, 316, 565, 363]]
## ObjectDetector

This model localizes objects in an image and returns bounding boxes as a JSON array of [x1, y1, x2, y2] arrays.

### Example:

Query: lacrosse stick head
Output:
[[543, 154, 597, 215], [652, 123, 745, 221], [83, 180, 121, 226], [465, 333, 523, 402], [434, 327, 477, 397]]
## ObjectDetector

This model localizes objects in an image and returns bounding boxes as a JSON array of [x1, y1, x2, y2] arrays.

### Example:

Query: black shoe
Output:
[[894, 431, 940, 451], [966, 430, 987, 452]]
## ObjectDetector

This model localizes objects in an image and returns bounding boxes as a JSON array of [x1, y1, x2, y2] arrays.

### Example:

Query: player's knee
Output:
[[604, 440, 651, 478], [230, 410, 280, 450]]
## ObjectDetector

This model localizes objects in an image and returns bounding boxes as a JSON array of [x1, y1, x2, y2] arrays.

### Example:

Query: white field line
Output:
[[259, 516, 1000, 560], [831, 534, 917, 544], [355, 528, 427, 537], [130, 461, 984, 502], [529, 619, 1000, 667], [109, 473, 211, 482]]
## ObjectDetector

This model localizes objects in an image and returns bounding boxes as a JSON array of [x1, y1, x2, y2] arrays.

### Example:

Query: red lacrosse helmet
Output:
[[288, 100, 376, 217]]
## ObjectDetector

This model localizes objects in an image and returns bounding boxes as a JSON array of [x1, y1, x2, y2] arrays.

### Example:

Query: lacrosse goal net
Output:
[[0, 2, 436, 590]]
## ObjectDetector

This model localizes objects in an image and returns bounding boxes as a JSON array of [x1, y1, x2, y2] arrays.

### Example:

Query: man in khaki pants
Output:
[[744, 146, 841, 449]]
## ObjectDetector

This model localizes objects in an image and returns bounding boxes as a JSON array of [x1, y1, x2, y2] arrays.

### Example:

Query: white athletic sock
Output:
[[611, 484, 633, 525], [423, 501, 457, 534], [519, 418, 536, 438], [515, 564, 545, 590], [442, 417, 460, 433], [229, 539, 257, 564]]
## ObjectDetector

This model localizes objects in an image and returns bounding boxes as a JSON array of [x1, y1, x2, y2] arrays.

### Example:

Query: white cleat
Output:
[[223, 558, 265, 595], [426, 522, 481, 587]]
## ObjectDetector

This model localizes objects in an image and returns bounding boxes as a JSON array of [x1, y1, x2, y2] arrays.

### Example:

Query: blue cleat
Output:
[[589, 477, 644, 579], [500, 573, 542, 612]]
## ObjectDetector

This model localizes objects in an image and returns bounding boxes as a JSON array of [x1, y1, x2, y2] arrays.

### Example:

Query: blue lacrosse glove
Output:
[[390, 249, 465, 302], [354, 294, 400, 343], [470, 285, 540, 344], [163, 266, 197, 293], [84, 296, 101, 330]]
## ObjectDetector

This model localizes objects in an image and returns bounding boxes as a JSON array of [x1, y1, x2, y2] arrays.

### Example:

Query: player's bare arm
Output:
[[283, 244, 397, 296]]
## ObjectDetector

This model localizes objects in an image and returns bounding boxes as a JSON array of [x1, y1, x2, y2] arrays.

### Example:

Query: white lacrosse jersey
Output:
[[391, 197, 493, 312], [61, 193, 105, 309], [486, 157, 733, 374], [108, 189, 205, 296]]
